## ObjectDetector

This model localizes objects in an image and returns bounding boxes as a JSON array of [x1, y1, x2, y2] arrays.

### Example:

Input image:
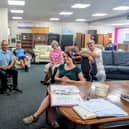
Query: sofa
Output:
[[102, 51, 129, 80], [81, 51, 129, 80], [33, 45, 51, 63]]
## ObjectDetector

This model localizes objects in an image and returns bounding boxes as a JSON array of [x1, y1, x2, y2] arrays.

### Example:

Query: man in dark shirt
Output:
[[105, 38, 116, 51]]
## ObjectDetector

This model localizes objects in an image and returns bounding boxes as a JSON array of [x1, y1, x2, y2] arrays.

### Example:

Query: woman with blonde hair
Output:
[[41, 40, 63, 84]]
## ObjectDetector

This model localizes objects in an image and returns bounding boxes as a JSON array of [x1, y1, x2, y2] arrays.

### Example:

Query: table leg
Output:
[[92, 124, 104, 129], [75, 124, 91, 129]]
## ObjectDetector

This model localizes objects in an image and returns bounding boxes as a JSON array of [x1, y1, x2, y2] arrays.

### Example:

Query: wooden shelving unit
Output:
[[97, 34, 104, 45], [21, 33, 32, 50], [32, 33, 48, 47]]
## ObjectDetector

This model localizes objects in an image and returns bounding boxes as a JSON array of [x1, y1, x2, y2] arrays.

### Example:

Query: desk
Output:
[[58, 81, 129, 129]]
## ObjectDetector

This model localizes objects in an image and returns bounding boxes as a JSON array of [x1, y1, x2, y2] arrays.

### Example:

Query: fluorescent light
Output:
[[8, 0, 25, 6], [12, 17, 23, 19], [75, 19, 87, 22], [92, 13, 107, 17], [49, 18, 60, 21], [111, 23, 129, 26], [71, 3, 90, 8], [10, 10, 24, 13], [113, 6, 129, 11], [59, 12, 73, 15]]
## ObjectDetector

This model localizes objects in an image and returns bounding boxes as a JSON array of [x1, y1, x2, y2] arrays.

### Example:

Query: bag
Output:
[[44, 67, 52, 84], [81, 57, 97, 81]]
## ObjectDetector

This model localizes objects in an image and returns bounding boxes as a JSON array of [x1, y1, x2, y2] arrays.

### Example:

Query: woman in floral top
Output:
[[41, 40, 63, 84]]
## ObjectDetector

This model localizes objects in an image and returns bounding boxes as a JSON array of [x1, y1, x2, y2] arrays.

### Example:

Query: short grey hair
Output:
[[51, 40, 59, 46], [87, 40, 95, 44]]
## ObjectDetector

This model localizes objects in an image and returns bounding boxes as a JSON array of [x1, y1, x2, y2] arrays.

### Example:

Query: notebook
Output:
[[50, 84, 83, 106]]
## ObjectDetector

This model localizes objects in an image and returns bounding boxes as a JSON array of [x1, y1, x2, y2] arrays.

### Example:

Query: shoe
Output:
[[25, 66, 29, 72], [0, 90, 4, 94], [22, 115, 38, 124], [40, 80, 44, 84], [3, 90, 11, 96], [13, 88, 23, 93], [40, 80, 50, 86], [51, 121, 60, 128]]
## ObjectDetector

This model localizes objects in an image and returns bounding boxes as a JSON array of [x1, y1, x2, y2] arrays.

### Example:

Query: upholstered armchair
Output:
[[14, 54, 32, 69], [33, 45, 51, 63]]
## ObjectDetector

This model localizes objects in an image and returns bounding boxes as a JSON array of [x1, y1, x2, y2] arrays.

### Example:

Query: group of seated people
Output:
[[0, 39, 106, 128], [40, 39, 106, 85], [0, 40, 30, 94], [22, 40, 106, 129], [0, 40, 24, 94]]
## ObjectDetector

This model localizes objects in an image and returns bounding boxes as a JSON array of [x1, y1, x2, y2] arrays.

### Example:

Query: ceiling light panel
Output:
[[49, 18, 60, 21], [8, 0, 25, 6], [71, 3, 90, 8], [111, 23, 129, 26], [75, 19, 87, 22], [59, 12, 73, 15], [92, 13, 107, 17], [113, 6, 129, 11], [12, 17, 23, 19], [10, 10, 24, 13]]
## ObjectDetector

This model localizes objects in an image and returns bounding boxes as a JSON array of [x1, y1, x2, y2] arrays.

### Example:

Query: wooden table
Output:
[[58, 81, 129, 129]]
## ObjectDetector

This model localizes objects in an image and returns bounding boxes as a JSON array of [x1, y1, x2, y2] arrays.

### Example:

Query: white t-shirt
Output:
[[83, 47, 105, 72]]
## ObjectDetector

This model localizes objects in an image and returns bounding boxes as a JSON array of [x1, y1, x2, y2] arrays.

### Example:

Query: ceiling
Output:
[[0, 0, 129, 23]]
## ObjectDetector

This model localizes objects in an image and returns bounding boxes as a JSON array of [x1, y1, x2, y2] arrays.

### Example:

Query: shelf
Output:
[[21, 33, 33, 50]]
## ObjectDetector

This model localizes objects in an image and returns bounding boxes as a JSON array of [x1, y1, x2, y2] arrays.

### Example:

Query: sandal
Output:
[[22, 115, 38, 124], [51, 121, 60, 128]]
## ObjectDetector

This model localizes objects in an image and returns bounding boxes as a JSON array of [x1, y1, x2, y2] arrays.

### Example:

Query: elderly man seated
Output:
[[13, 42, 29, 72], [0, 40, 22, 94]]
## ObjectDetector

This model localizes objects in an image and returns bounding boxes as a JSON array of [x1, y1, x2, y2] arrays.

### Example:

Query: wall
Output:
[[9, 21, 89, 38], [0, 8, 8, 42], [88, 25, 114, 34], [88, 22, 114, 42], [9, 20, 115, 45]]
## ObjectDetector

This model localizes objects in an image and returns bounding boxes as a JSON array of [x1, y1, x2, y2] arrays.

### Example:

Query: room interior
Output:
[[0, 0, 129, 129]]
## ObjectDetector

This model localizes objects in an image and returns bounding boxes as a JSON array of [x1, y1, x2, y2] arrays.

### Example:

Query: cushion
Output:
[[117, 66, 129, 74], [104, 65, 118, 73], [39, 55, 49, 58], [113, 51, 129, 66], [33, 49, 40, 53], [102, 51, 113, 65]]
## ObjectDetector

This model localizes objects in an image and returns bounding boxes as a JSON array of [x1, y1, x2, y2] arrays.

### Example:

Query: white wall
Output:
[[0, 8, 8, 42], [9, 21, 32, 38], [9, 21, 89, 38], [9, 20, 116, 44], [88, 25, 114, 34]]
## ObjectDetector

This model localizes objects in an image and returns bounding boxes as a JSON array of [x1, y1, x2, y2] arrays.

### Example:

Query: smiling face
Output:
[[63, 52, 73, 65], [1, 40, 8, 51], [16, 43, 22, 49], [87, 41, 95, 51]]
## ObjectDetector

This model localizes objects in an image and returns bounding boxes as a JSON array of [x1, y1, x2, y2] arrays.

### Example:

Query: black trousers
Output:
[[0, 67, 18, 91]]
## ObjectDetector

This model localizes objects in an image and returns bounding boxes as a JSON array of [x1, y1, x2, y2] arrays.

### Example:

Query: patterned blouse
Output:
[[49, 48, 63, 65]]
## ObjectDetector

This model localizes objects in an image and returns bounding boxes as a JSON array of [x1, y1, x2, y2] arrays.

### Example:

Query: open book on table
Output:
[[50, 84, 83, 106]]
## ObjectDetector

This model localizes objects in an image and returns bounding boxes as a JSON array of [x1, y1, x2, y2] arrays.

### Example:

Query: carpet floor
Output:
[[0, 64, 48, 129]]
